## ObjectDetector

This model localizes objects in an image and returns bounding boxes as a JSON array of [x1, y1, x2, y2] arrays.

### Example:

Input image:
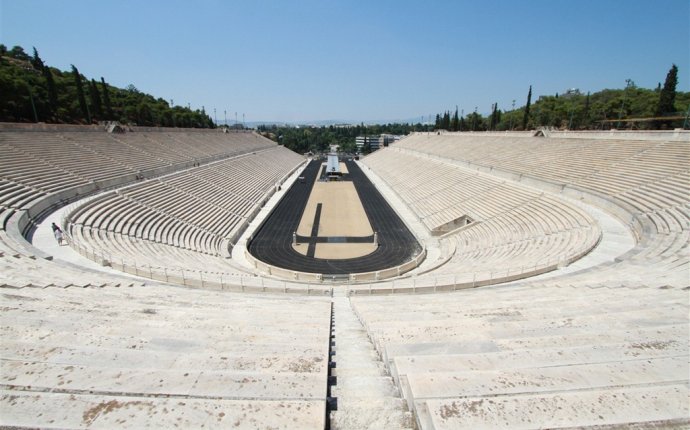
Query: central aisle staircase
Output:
[[329, 292, 414, 429]]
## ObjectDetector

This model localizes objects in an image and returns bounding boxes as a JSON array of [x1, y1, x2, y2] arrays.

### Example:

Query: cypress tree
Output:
[[32, 47, 58, 119], [583, 92, 591, 129], [31, 47, 45, 70], [26, 82, 39, 122], [89, 79, 103, 120], [522, 85, 532, 130], [656, 64, 678, 117], [42, 66, 59, 119], [490, 103, 499, 130], [489, 104, 494, 130], [100, 77, 114, 120], [451, 107, 459, 131], [72, 65, 90, 123]]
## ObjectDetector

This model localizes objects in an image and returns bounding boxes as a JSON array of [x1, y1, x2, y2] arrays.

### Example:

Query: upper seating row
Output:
[[1, 130, 273, 208], [396, 133, 689, 214], [1, 127, 273, 212], [1, 129, 274, 219]]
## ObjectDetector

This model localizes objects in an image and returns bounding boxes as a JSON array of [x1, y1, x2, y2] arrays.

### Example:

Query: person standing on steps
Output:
[[51, 222, 65, 246]]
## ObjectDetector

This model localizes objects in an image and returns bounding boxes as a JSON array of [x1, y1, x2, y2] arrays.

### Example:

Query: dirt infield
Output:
[[293, 165, 376, 259], [296, 182, 373, 237]]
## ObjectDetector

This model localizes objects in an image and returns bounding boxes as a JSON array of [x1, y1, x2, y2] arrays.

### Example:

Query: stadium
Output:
[[1, 123, 688, 428]]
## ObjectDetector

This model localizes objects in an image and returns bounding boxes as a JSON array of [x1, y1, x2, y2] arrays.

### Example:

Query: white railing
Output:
[[347, 255, 568, 295], [243, 246, 427, 282], [64, 220, 571, 297], [63, 225, 334, 296]]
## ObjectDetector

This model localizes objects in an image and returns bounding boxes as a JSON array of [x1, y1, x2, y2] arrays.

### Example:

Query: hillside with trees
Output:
[[3, 44, 686, 139], [433, 65, 689, 132], [261, 65, 687, 155], [0, 45, 214, 128]]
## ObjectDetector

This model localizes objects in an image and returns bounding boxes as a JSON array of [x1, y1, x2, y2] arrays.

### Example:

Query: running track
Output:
[[247, 159, 422, 275]]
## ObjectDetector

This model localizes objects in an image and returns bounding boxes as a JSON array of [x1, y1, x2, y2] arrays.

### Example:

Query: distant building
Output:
[[539, 88, 582, 102], [356, 136, 380, 152], [379, 134, 401, 147], [355, 134, 402, 153], [562, 88, 582, 98]]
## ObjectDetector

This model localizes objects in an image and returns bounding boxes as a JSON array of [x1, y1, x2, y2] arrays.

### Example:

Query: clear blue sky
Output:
[[1, 0, 688, 123]]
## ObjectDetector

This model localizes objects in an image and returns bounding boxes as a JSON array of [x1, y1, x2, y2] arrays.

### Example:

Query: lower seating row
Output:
[[1, 283, 331, 428], [351, 281, 689, 429], [0, 250, 145, 289]]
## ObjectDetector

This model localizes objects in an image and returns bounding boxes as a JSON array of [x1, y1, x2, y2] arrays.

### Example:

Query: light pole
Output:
[[510, 100, 515, 130]]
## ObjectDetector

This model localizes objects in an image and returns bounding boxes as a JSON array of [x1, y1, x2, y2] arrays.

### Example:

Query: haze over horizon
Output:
[[1, 0, 688, 124]]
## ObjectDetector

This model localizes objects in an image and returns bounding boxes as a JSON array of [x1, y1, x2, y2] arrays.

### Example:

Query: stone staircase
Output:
[[329, 294, 414, 429]]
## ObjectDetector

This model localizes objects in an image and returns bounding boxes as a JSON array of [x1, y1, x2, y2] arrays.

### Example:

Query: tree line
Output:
[[260, 65, 687, 156], [434, 65, 688, 131], [0, 45, 214, 128], [257, 123, 430, 154], [4, 44, 685, 135]]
